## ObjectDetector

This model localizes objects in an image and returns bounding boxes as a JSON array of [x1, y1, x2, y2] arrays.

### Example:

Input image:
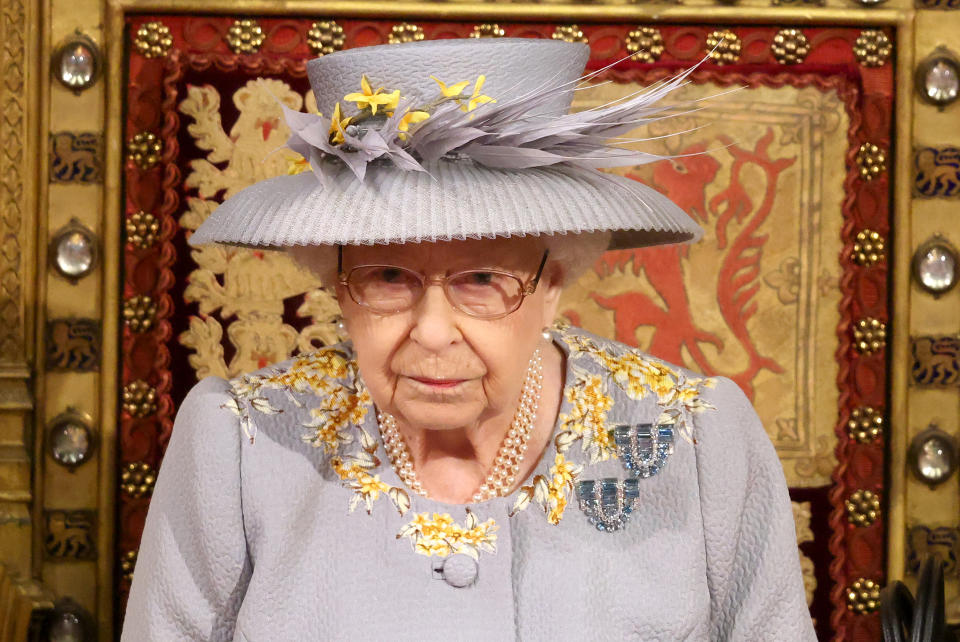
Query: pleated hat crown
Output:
[[307, 38, 589, 127], [189, 38, 704, 250]]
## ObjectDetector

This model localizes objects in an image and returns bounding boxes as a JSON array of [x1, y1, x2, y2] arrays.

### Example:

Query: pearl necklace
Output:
[[378, 348, 544, 503]]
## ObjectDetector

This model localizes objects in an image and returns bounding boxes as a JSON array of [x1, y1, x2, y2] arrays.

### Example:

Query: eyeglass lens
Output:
[[346, 266, 525, 317]]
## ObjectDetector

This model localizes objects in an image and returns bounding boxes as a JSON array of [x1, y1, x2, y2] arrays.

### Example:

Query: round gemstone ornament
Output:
[[924, 60, 959, 103], [50, 419, 93, 468], [53, 32, 101, 93], [59, 42, 95, 89], [48, 409, 96, 469], [917, 48, 960, 108], [50, 220, 98, 281], [913, 236, 958, 296], [910, 425, 957, 487]]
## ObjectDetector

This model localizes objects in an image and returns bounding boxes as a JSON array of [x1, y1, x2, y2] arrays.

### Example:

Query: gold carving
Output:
[[845, 489, 881, 527], [307, 20, 345, 56], [122, 381, 157, 418], [470, 23, 505, 39], [46, 318, 100, 371], [853, 229, 885, 265], [44, 510, 96, 561], [552, 24, 587, 44], [120, 462, 156, 498], [793, 501, 817, 606], [49, 131, 103, 183], [856, 142, 886, 181], [772, 29, 809, 65], [126, 211, 159, 249], [178, 80, 342, 380], [846, 578, 881, 613], [794, 500, 814, 545], [854, 317, 886, 354], [0, 564, 54, 638], [0, 0, 26, 361], [706, 29, 741, 65], [123, 295, 157, 333], [133, 21, 173, 59], [126, 131, 162, 170], [854, 30, 892, 68], [626, 27, 663, 63], [120, 549, 137, 584], [227, 19, 264, 54], [389, 23, 424, 44], [848, 406, 884, 443]]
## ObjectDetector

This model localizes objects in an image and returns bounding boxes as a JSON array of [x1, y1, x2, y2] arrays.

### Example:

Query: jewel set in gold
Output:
[[377, 348, 544, 503]]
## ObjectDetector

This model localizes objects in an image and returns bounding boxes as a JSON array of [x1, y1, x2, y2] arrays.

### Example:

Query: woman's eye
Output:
[[468, 272, 495, 285], [379, 268, 404, 283]]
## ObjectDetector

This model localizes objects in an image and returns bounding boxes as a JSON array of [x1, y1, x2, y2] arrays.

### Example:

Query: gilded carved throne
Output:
[[119, 16, 891, 640], [4, 0, 960, 640]]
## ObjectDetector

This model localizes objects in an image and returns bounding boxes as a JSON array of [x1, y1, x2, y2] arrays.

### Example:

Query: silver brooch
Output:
[[575, 424, 675, 532], [611, 423, 674, 478], [575, 478, 639, 532]]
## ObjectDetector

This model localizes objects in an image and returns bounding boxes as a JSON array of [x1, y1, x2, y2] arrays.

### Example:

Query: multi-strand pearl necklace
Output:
[[378, 348, 544, 503]]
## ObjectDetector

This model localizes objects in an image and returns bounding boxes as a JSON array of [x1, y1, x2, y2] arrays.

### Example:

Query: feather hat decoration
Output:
[[190, 38, 706, 251]]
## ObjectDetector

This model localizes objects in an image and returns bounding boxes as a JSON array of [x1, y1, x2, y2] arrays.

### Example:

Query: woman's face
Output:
[[337, 237, 563, 432]]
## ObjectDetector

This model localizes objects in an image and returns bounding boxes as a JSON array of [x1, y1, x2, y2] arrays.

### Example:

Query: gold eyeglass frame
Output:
[[336, 246, 550, 319]]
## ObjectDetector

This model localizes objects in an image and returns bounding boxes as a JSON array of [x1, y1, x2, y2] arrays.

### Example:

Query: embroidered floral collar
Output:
[[222, 324, 716, 561]]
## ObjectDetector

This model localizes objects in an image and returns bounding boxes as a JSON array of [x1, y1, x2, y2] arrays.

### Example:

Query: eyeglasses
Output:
[[337, 247, 549, 320]]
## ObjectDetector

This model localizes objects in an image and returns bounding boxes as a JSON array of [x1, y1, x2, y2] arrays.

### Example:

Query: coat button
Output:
[[432, 553, 478, 588]]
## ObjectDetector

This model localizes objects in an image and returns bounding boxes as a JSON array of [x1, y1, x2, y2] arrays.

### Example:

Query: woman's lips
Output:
[[409, 377, 465, 389]]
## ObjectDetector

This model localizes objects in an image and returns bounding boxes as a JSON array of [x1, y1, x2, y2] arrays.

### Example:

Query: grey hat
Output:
[[189, 38, 703, 250]]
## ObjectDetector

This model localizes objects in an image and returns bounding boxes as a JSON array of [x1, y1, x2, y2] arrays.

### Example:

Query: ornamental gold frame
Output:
[[13, 0, 924, 637]]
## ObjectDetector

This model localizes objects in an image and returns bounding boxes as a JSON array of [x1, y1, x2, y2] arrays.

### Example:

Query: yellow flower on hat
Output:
[[343, 75, 400, 116], [328, 102, 353, 145], [462, 75, 495, 112], [397, 110, 430, 140], [431, 75, 471, 98], [286, 156, 311, 175], [430, 75, 495, 113]]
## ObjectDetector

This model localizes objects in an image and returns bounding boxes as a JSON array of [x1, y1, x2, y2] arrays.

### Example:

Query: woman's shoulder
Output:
[[231, 340, 358, 384], [557, 324, 770, 461], [176, 341, 362, 445], [558, 323, 708, 381], [182, 340, 358, 400]]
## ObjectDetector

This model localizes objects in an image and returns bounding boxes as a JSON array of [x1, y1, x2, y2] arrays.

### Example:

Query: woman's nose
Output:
[[408, 284, 461, 350]]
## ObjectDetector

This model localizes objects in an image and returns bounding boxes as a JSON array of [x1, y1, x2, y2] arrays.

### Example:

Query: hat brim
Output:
[[188, 161, 703, 251]]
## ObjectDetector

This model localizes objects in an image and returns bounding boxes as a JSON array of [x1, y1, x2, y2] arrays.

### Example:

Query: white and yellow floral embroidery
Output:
[[223, 347, 369, 446], [332, 450, 411, 516], [301, 386, 371, 452], [397, 510, 498, 560], [560, 330, 717, 444], [509, 453, 582, 525], [556, 371, 616, 463]]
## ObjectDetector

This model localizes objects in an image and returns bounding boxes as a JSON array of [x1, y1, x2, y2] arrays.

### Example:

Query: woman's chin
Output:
[[394, 400, 483, 432]]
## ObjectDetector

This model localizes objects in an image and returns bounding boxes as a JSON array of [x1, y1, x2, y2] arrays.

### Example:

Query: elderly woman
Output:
[[123, 39, 815, 641]]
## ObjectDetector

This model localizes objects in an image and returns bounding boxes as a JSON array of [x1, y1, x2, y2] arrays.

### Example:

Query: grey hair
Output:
[[287, 230, 612, 288], [542, 231, 611, 284]]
